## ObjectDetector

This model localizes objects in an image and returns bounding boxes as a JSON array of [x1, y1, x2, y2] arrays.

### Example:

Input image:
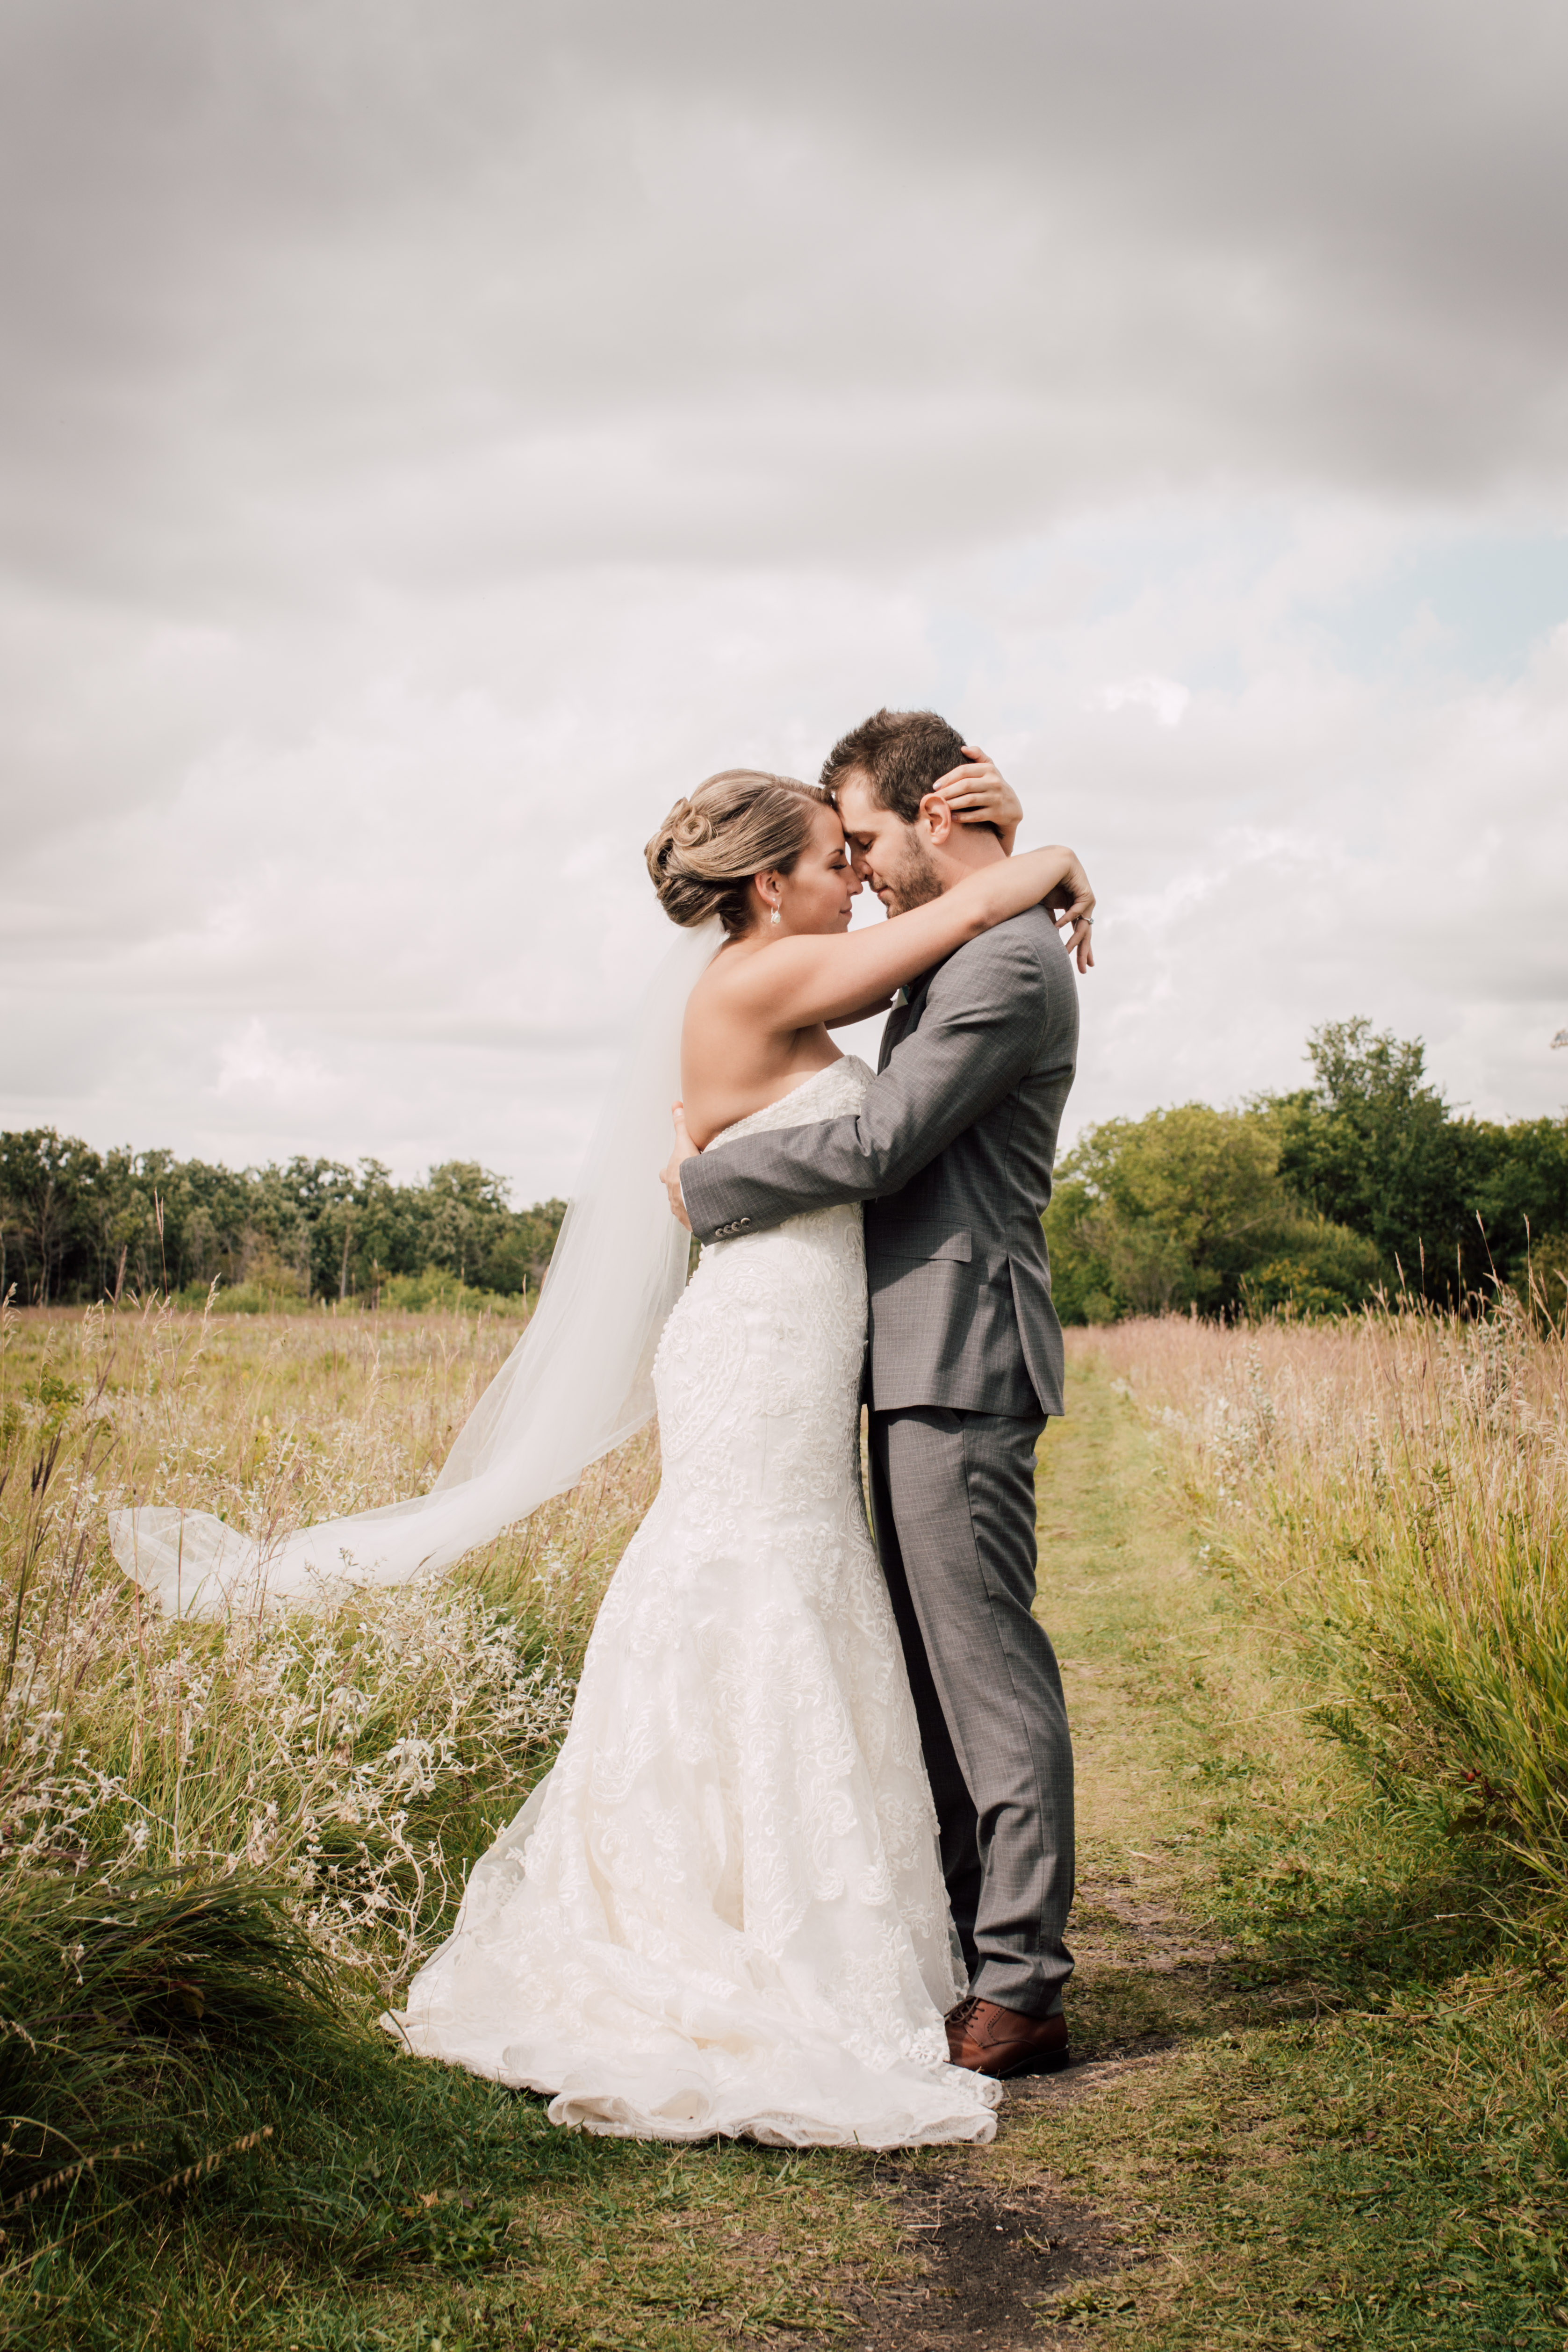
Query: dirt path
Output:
[[829, 1352, 1301, 2351]]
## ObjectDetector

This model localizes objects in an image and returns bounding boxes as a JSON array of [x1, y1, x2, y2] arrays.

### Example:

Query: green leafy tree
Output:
[[1046, 1102, 1380, 1323], [482, 1197, 568, 1297], [0, 1130, 569, 1307], [1273, 1018, 1467, 1294], [1273, 1018, 1568, 1300], [0, 1130, 105, 1303], [1455, 1115, 1568, 1286]]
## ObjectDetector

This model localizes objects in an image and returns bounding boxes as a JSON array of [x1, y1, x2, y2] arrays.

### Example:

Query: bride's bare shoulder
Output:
[[688, 938, 774, 1008], [682, 950, 758, 1060], [686, 944, 740, 1007]]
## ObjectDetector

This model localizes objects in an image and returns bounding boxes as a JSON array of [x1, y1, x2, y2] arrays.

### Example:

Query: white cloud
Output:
[[215, 1021, 334, 1111], [1093, 676, 1192, 728]]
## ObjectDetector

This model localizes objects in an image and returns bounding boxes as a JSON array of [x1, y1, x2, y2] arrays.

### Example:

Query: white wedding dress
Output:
[[388, 1056, 1001, 2147]]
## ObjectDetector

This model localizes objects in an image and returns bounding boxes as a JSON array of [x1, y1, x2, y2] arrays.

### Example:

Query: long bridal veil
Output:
[[108, 918, 724, 1617]]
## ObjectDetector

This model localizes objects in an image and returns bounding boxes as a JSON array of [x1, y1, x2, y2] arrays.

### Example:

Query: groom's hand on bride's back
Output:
[[662, 1105, 697, 1230]]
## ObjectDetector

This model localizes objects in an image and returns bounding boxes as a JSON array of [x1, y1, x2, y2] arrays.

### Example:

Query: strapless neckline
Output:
[[707, 1055, 872, 1151]]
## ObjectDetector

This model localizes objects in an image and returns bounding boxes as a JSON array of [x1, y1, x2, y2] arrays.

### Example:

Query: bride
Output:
[[387, 767, 1094, 2147]]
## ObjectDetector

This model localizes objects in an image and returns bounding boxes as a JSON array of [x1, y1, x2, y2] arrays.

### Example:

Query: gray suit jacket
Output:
[[680, 905, 1079, 1417]]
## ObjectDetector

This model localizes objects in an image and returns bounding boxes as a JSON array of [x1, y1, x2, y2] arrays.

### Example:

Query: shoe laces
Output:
[[947, 1996, 983, 2029]]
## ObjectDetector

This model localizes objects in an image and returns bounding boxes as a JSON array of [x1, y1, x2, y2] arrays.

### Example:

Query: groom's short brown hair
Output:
[[820, 708, 968, 825]]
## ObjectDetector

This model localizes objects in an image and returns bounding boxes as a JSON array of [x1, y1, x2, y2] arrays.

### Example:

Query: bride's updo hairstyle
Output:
[[645, 770, 832, 937]]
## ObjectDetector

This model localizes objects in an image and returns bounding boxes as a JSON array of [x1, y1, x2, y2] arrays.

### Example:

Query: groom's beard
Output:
[[881, 833, 943, 915]]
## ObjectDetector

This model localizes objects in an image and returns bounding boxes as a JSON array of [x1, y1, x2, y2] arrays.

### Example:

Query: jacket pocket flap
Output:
[[879, 1229, 972, 1264]]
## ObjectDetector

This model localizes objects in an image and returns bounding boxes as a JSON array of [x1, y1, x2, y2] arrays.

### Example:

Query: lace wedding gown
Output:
[[388, 1057, 1001, 2146]]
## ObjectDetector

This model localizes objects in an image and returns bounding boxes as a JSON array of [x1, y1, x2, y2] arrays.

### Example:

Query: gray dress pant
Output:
[[868, 1405, 1075, 2018]]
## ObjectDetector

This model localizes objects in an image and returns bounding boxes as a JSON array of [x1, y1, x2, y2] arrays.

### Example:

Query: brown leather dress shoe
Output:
[[945, 1995, 1071, 2078]]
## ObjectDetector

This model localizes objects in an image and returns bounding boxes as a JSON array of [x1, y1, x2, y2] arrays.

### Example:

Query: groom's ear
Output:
[[917, 791, 956, 846]]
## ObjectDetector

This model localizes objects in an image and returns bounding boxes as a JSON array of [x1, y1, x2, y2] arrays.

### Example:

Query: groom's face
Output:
[[835, 774, 943, 916]]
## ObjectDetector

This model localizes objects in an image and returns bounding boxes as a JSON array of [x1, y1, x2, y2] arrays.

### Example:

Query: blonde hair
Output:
[[645, 769, 832, 936]]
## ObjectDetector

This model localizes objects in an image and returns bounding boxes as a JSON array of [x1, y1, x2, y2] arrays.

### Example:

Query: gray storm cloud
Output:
[[7, 0, 1568, 575], [3, 0, 1567, 1190]]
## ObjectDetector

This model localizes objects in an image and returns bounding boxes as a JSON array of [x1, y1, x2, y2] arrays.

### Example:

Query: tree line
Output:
[[1047, 1017, 1568, 1322], [6, 1017, 1564, 1321], [0, 1131, 566, 1309]]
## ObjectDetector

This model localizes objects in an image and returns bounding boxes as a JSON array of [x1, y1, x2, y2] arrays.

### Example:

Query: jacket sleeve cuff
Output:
[[680, 1156, 748, 1246]]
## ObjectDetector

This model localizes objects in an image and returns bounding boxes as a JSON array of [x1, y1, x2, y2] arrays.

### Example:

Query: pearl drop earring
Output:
[[770, 902, 781, 925]]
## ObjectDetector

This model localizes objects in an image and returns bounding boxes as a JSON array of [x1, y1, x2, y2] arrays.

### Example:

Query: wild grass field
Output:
[[0, 1299, 666, 2348], [2, 1293, 1567, 2350], [1101, 1294, 1568, 1901]]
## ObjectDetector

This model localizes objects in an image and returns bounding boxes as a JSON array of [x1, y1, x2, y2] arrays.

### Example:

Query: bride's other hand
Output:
[[662, 1104, 698, 1230], [1044, 853, 1096, 973], [932, 747, 1022, 854]]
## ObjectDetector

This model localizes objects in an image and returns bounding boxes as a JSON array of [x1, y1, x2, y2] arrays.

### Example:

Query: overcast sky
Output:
[[5, 0, 1568, 1202]]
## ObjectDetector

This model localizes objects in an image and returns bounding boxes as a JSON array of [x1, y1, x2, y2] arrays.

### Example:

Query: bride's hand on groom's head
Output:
[[933, 748, 1022, 854], [661, 1104, 698, 1230], [1045, 855, 1096, 974]]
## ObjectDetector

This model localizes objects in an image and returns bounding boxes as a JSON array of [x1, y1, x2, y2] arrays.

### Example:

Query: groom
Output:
[[662, 707, 1081, 2079]]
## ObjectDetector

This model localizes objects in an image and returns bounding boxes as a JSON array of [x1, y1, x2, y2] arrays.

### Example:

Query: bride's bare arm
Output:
[[826, 1000, 893, 1028], [719, 844, 1094, 1034]]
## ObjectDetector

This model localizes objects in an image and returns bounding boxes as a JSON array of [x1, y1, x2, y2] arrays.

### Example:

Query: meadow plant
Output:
[[0, 1294, 658, 2205], [2, 1584, 576, 1985], [1083, 1300, 1568, 1901]]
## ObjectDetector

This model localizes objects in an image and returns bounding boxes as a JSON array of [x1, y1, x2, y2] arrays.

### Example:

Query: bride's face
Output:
[[760, 803, 861, 936]]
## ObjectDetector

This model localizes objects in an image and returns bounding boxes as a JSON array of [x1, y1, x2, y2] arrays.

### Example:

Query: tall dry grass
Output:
[[1078, 1304, 1568, 1900], [0, 1297, 658, 2206]]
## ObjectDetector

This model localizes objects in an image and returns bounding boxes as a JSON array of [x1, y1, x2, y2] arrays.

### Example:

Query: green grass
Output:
[[7, 1316, 1568, 2348], [0, 2052, 910, 2351]]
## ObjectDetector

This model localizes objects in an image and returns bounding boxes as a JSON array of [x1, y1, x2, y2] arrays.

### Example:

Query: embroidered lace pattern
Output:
[[388, 1056, 1000, 2146]]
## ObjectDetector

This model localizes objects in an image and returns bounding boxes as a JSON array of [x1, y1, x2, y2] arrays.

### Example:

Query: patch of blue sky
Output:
[[1305, 530, 1568, 683], [921, 510, 1568, 710], [919, 503, 1310, 716], [1007, 508, 1281, 632]]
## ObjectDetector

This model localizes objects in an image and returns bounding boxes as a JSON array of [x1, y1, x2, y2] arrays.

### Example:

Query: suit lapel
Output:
[[878, 969, 935, 1073], [878, 1004, 910, 1072]]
